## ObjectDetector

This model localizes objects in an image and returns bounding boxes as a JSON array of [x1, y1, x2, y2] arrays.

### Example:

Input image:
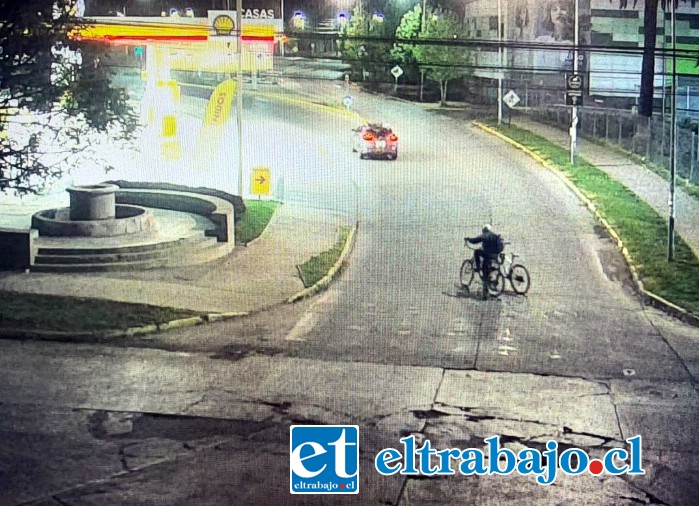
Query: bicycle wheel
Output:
[[509, 264, 531, 295], [460, 259, 475, 287], [459, 258, 476, 286], [487, 269, 505, 297]]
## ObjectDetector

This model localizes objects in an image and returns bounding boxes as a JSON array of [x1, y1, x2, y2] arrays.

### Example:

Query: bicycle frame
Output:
[[464, 244, 500, 280]]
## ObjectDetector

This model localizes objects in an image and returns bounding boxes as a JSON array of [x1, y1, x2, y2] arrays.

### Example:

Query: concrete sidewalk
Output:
[[0, 203, 348, 314], [509, 116, 699, 258]]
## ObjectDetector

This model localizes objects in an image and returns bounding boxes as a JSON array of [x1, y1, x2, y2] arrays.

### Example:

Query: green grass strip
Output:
[[489, 123, 699, 315], [0, 292, 199, 332], [298, 227, 351, 288], [236, 200, 280, 244]]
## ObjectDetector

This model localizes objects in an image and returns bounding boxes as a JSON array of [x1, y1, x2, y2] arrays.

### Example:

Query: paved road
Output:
[[1, 74, 698, 505]]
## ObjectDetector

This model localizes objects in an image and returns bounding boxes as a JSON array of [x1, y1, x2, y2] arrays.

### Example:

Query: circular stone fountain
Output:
[[32, 184, 156, 237]]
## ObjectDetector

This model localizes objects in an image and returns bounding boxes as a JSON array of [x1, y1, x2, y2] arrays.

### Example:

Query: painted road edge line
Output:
[[287, 224, 358, 304], [474, 121, 699, 327]]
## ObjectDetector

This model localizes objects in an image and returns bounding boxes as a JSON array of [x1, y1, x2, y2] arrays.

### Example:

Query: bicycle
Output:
[[496, 242, 531, 295], [460, 243, 506, 300]]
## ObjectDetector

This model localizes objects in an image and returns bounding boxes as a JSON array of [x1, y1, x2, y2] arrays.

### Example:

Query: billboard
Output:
[[508, 0, 591, 76]]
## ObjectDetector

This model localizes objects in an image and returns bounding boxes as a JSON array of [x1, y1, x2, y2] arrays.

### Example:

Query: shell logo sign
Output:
[[212, 15, 235, 36]]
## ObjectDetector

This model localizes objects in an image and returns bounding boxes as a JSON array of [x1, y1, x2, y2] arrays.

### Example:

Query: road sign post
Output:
[[566, 72, 583, 165], [503, 90, 520, 126], [343, 95, 353, 111], [570, 0, 580, 165], [252, 167, 271, 197], [390, 65, 403, 95]]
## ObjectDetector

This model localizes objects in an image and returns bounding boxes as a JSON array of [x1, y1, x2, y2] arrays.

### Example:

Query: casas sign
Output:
[[243, 9, 275, 19]]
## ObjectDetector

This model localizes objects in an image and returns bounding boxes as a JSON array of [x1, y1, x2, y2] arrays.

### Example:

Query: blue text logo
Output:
[[290, 425, 359, 494]]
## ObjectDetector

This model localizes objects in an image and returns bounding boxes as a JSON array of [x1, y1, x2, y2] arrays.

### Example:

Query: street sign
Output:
[[390, 65, 403, 79], [343, 95, 353, 110], [566, 94, 583, 106], [566, 74, 583, 92], [566, 74, 584, 107], [251, 167, 271, 195], [503, 90, 521, 109]]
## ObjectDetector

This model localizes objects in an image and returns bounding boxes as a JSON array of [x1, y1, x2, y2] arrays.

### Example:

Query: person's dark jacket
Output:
[[467, 231, 500, 256]]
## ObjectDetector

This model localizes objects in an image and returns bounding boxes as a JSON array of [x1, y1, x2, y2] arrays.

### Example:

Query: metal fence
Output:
[[526, 105, 699, 185]]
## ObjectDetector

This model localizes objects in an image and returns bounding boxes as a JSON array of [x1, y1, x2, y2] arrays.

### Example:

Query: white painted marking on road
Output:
[[498, 328, 512, 341], [285, 311, 319, 342], [449, 318, 466, 334], [348, 325, 362, 331], [549, 352, 562, 360]]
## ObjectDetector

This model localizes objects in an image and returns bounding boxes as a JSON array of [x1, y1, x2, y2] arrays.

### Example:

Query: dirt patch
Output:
[[596, 245, 637, 292]]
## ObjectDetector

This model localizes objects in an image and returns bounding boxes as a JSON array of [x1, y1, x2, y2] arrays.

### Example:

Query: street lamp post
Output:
[[236, 0, 243, 197], [668, 0, 677, 261], [497, 0, 502, 125], [420, 0, 426, 102], [280, 0, 285, 56], [570, 0, 579, 165]]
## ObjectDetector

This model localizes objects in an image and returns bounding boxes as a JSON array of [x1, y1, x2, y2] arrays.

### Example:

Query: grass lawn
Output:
[[489, 123, 699, 315], [0, 292, 199, 333], [298, 227, 351, 288], [236, 200, 280, 244]]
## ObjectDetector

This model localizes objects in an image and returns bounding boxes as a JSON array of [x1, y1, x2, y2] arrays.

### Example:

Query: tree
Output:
[[339, 3, 394, 89], [413, 7, 470, 106], [391, 3, 422, 67], [622, 0, 696, 117], [0, 1, 137, 196]]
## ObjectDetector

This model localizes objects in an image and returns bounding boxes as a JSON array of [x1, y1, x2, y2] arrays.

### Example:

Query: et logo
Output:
[[290, 425, 359, 494]]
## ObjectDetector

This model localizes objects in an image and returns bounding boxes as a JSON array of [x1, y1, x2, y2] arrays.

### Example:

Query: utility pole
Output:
[[236, 0, 244, 197], [668, 0, 677, 261], [570, 0, 579, 164], [280, 0, 285, 56], [497, 0, 502, 125], [420, 0, 426, 102]]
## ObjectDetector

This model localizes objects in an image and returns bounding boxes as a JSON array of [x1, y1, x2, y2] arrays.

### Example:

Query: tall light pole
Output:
[[236, 0, 244, 197], [668, 0, 677, 261], [570, 0, 579, 164], [420, 0, 426, 102], [280, 0, 285, 56], [497, 0, 502, 125]]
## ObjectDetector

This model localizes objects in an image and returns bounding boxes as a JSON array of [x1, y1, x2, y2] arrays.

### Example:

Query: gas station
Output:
[[70, 11, 283, 162]]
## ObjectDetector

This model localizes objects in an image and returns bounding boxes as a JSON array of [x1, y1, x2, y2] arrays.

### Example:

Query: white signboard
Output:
[[391, 66, 404, 78], [503, 90, 521, 109]]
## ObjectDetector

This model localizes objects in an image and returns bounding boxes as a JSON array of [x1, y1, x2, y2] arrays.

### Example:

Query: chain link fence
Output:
[[524, 105, 699, 185]]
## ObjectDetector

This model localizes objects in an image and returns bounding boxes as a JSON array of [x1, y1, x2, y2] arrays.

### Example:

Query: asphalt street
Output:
[[1, 70, 698, 505]]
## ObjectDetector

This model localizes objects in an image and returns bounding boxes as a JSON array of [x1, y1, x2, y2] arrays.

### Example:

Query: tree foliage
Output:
[[0, 0, 138, 195], [617, 0, 696, 117], [404, 6, 472, 105], [339, 3, 394, 89], [391, 3, 422, 66]]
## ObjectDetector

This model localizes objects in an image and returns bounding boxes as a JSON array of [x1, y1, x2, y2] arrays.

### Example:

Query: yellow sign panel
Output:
[[202, 80, 237, 127], [251, 167, 271, 195], [162, 115, 177, 137]]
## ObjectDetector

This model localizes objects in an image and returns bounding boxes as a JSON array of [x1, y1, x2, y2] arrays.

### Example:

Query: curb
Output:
[[0, 311, 250, 343], [474, 121, 699, 327], [287, 224, 358, 303]]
